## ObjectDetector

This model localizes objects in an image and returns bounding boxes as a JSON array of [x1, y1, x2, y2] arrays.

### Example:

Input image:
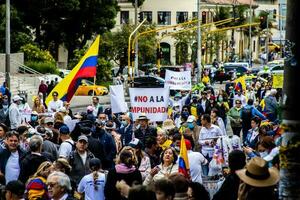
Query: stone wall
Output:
[[0, 53, 24, 74]]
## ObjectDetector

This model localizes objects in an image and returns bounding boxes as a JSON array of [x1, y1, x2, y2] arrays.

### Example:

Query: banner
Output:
[[272, 73, 284, 88], [165, 70, 192, 90], [110, 85, 128, 113], [129, 88, 169, 121]]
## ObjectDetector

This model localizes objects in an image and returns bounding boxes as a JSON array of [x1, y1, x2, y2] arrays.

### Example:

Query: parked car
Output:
[[214, 62, 250, 83], [75, 79, 108, 96], [133, 75, 165, 88], [257, 64, 284, 78]]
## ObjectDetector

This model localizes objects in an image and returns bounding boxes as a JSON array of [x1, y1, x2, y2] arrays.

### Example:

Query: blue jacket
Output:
[[241, 104, 266, 120], [117, 124, 133, 146], [0, 147, 26, 176]]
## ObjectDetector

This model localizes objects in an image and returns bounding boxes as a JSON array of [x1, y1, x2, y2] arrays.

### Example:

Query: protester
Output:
[[0, 96, 10, 127], [25, 161, 52, 200], [69, 135, 95, 185], [47, 91, 63, 113], [0, 123, 8, 150], [187, 182, 210, 200], [116, 114, 133, 146], [185, 115, 201, 152], [77, 158, 106, 200], [20, 135, 48, 183], [143, 147, 178, 185], [32, 96, 45, 114], [156, 128, 172, 150], [5, 180, 25, 200], [228, 99, 243, 136], [134, 114, 157, 147], [236, 157, 279, 200], [144, 136, 161, 168], [104, 148, 142, 200], [58, 125, 75, 158], [9, 95, 22, 130], [154, 178, 175, 200], [0, 131, 26, 184], [46, 171, 74, 200]]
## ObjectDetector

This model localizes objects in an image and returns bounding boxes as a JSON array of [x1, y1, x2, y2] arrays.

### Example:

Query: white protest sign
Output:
[[129, 88, 169, 122], [110, 85, 128, 113], [164, 69, 191, 90]]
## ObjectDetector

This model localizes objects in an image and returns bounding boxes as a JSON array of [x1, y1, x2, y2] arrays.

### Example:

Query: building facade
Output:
[[113, 0, 285, 66]]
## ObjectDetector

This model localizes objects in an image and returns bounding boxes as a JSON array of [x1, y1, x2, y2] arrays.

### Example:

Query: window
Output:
[[176, 12, 188, 24], [202, 11, 207, 24], [192, 12, 198, 19], [141, 11, 152, 23], [120, 11, 129, 24], [158, 11, 171, 25]]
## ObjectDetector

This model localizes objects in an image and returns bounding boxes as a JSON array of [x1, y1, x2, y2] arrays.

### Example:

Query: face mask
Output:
[[101, 120, 106, 124], [31, 116, 38, 122], [187, 123, 195, 130], [218, 97, 223, 102], [2, 100, 8, 104], [121, 120, 128, 126], [182, 111, 189, 118], [259, 151, 268, 158], [192, 99, 197, 104]]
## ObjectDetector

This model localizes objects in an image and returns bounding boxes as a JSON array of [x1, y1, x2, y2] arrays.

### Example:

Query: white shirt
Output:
[[48, 99, 63, 112], [201, 99, 207, 112], [5, 151, 20, 184], [188, 150, 207, 184], [9, 103, 22, 129], [78, 172, 106, 200], [79, 151, 87, 165], [198, 124, 223, 158], [58, 139, 74, 158]]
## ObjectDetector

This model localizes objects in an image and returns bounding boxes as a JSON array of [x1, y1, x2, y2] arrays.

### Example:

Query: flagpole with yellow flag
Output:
[[45, 36, 100, 106]]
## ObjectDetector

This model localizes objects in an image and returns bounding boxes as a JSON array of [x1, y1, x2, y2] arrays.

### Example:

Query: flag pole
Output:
[[93, 76, 96, 97]]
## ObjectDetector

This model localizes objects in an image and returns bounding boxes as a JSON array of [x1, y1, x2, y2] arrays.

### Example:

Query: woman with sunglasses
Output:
[[25, 161, 53, 200]]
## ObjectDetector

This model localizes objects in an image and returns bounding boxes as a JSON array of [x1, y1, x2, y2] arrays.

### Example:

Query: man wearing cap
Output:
[[48, 91, 63, 113], [185, 115, 201, 152], [69, 135, 95, 185], [9, 95, 22, 130], [134, 114, 157, 147], [58, 125, 75, 158]]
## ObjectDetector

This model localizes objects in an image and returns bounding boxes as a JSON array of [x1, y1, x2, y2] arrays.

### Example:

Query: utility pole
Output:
[[279, 0, 300, 199], [134, 0, 139, 76], [265, 11, 269, 63], [249, 0, 253, 67], [196, 0, 202, 84], [5, 0, 11, 89]]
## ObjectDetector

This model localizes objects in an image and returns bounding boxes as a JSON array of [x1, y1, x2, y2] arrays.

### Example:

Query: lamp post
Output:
[[5, 0, 11, 89], [197, 0, 202, 84], [249, 0, 253, 67], [134, 0, 139, 76]]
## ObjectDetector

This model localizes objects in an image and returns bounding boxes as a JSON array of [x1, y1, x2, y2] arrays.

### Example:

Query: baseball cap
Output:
[[59, 125, 70, 135], [44, 117, 54, 124], [12, 95, 22, 102], [78, 135, 88, 143]]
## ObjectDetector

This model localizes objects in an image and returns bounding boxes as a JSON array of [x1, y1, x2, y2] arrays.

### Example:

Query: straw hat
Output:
[[136, 113, 149, 121], [236, 157, 279, 187], [162, 119, 175, 130]]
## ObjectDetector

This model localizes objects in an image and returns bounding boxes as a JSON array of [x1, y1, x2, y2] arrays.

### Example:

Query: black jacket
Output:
[[20, 153, 48, 184], [134, 126, 157, 147], [117, 124, 133, 146], [86, 135, 105, 162], [0, 147, 26, 180], [212, 173, 241, 200], [69, 150, 95, 185], [104, 168, 142, 200]]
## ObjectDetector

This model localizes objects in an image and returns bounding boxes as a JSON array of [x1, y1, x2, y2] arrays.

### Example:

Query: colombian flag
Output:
[[178, 135, 190, 179], [46, 36, 100, 105], [234, 75, 246, 92]]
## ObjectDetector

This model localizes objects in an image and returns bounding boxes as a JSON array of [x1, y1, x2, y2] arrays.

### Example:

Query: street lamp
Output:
[[5, 0, 11, 89]]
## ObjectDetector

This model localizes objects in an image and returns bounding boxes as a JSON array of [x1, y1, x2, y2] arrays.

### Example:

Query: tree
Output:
[[0, 4, 33, 53], [12, 0, 119, 59]]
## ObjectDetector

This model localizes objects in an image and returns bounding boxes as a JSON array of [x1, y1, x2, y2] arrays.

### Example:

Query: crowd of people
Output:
[[0, 74, 282, 200]]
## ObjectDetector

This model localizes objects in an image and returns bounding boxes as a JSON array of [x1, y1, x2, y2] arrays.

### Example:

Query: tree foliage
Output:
[[12, 0, 119, 59], [0, 4, 33, 53]]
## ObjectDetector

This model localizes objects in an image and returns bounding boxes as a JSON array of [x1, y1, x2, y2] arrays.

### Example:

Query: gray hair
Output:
[[48, 171, 71, 191], [29, 135, 43, 152]]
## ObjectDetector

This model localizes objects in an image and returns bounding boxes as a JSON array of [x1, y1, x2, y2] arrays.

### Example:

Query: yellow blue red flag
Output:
[[178, 135, 190, 178], [234, 75, 246, 92], [46, 36, 100, 105]]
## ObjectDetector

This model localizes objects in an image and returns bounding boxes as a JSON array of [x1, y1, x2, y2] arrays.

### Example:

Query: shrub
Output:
[[24, 61, 58, 74], [20, 44, 55, 63]]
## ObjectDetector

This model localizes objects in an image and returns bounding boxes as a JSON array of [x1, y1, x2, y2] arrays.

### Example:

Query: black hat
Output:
[[89, 158, 101, 169], [5, 180, 25, 197]]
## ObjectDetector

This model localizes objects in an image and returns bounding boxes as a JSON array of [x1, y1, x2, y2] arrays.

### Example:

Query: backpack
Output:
[[241, 107, 253, 123], [65, 140, 76, 152]]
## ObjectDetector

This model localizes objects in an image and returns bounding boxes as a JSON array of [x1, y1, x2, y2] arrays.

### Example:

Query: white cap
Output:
[[12, 95, 22, 102], [187, 115, 196, 123]]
